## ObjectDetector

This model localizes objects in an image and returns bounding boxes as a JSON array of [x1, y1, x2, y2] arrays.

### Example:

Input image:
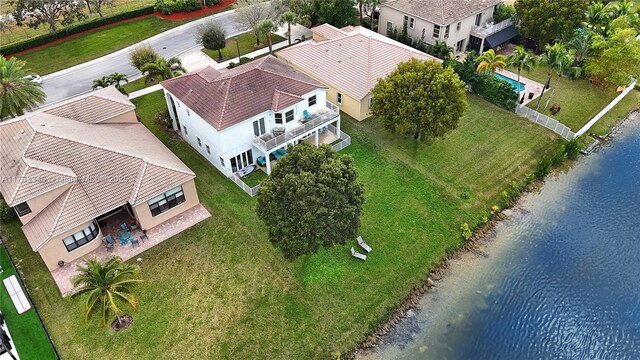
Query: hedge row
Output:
[[1, 6, 155, 56]]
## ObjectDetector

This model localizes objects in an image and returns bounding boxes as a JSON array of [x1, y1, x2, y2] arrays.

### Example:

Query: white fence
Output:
[[230, 174, 261, 197], [575, 79, 638, 137], [515, 105, 576, 140], [328, 124, 352, 152]]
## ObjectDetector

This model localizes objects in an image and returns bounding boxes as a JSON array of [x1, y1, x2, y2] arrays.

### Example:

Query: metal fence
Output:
[[230, 174, 261, 197], [515, 105, 576, 140]]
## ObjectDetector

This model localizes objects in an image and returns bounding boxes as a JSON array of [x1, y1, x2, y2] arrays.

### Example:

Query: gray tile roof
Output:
[[383, 0, 502, 25]]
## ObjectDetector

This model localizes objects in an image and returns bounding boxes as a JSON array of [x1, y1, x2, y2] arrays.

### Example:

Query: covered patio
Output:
[[50, 204, 211, 295]]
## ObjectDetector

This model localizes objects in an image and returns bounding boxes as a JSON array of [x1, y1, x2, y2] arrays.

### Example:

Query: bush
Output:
[[460, 223, 472, 240], [129, 44, 160, 71], [154, 0, 202, 15], [0, 6, 155, 55], [0, 198, 16, 222], [535, 156, 553, 179], [564, 138, 581, 159], [551, 144, 567, 166], [227, 56, 252, 68], [493, 4, 516, 22], [473, 75, 519, 110]]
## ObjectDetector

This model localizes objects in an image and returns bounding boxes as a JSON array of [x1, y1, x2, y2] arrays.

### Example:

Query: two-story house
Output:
[[379, 0, 518, 55], [0, 87, 203, 277], [161, 55, 344, 176]]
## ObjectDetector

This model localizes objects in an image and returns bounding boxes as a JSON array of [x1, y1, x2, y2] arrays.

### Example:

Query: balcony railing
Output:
[[471, 18, 514, 38], [253, 101, 340, 151]]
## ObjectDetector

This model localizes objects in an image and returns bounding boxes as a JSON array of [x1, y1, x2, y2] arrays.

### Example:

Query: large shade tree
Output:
[[371, 59, 467, 142], [256, 143, 365, 259], [196, 20, 227, 59], [586, 26, 640, 86], [23, 0, 86, 32], [235, 0, 274, 46], [0, 57, 46, 120], [515, 0, 590, 48], [310, 0, 358, 28], [72, 256, 142, 326]]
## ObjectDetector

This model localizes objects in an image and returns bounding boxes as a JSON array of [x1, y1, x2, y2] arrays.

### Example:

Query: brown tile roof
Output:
[[161, 56, 326, 131], [383, 0, 501, 25], [277, 25, 441, 100], [43, 87, 135, 124], [0, 87, 196, 251]]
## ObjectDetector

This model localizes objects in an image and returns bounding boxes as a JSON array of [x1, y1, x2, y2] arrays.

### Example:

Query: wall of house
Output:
[[38, 220, 103, 271], [17, 183, 72, 225], [163, 88, 328, 177], [132, 179, 200, 230], [378, 4, 498, 54], [100, 109, 138, 124]]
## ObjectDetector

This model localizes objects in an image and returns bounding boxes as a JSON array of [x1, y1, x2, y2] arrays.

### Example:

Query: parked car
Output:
[[22, 75, 42, 84]]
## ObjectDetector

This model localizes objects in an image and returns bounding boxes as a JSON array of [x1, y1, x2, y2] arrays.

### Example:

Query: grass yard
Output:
[[241, 169, 269, 187], [202, 32, 286, 62], [15, 17, 192, 75], [1, 92, 559, 359], [122, 77, 157, 93], [519, 65, 623, 131], [0, 245, 57, 360]]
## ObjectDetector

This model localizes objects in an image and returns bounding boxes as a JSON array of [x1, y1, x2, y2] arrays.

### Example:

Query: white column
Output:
[[336, 117, 341, 137], [314, 130, 319, 146], [479, 37, 485, 54], [266, 152, 272, 175]]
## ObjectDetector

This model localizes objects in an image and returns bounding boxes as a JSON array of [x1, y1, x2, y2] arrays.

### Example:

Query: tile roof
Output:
[[161, 56, 326, 131], [0, 87, 196, 251], [277, 25, 442, 100], [311, 23, 349, 40], [383, 0, 501, 25]]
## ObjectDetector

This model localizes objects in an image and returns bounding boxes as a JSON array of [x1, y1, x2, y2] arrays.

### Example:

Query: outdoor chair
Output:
[[103, 234, 114, 245], [131, 237, 140, 248], [257, 156, 267, 166], [351, 247, 367, 261], [273, 151, 284, 160], [120, 223, 129, 232], [140, 231, 148, 242], [276, 148, 287, 156], [357, 236, 372, 253], [105, 242, 114, 252], [303, 110, 312, 120]]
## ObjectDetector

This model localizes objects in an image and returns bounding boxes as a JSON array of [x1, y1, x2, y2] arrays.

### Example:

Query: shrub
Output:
[[196, 20, 226, 59], [154, 110, 172, 129], [0, 198, 16, 222], [0, 6, 155, 55], [473, 75, 519, 110], [459, 190, 470, 200], [535, 156, 553, 179], [154, 0, 202, 15], [491, 205, 500, 215], [129, 44, 160, 71], [564, 138, 581, 159], [493, 4, 516, 22], [460, 223, 472, 240], [227, 56, 252, 68]]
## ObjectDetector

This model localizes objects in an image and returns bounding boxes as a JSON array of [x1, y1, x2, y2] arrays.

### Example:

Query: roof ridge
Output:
[[217, 77, 233, 129], [93, 88, 136, 108], [440, 0, 445, 25], [46, 185, 100, 245], [259, 67, 326, 89], [35, 187, 74, 250], [22, 158, 76, 178], [132, 162, 148, 204]]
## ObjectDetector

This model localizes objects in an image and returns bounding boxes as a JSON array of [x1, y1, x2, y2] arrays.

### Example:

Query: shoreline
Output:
[[347, 110, 640, 359]]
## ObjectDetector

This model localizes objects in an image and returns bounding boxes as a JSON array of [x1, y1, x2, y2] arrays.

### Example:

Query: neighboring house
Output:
[[161, 55, 344, 176], [0, 87, 201, 272], [379, 0, 518, 55], [277, 24, 441, 121]]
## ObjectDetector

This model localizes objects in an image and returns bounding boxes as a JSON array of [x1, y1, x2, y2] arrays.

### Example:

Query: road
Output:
[[40, 9, 244, 106]]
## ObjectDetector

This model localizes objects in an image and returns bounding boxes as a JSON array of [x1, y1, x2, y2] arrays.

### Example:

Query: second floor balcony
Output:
[[471, 18, 515, 38]]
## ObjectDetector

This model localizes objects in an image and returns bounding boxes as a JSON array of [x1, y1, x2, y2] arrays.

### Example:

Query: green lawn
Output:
[[122, 77, 157, 93], [519, 65, 623, 131], [0, 245, 57, 360], [0, 92, 561, 359], [241, 169, 269, 187], [203, 32, 286, 62]]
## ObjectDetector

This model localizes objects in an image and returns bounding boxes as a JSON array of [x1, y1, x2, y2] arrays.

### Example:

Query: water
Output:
[[495, 73, 525, 92], [361, 114, 640, 360]]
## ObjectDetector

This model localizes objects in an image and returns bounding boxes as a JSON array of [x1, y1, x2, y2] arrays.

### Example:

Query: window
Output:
[[475, 13, 482, 26], [275, 113, 283, 124], [285, 109, 295, 123], [409, 17, 415, 29], [456, 22, 461, 31], [444, 25, 450, 39], [148, 186, 186, 217], [433, 25, 441, 39], [369, 97, 373, 107], [186, 109, 190, 115], [308, 95, 317, 107], [337, 93, 343, 105], [230, 149, 254, 172], [386, 21, 393, 36], [182, 125, 188, 136], [253, 118, 266, 136], [62, 221, 99, 252], [14, 202, 31, 217], [403, 15, 408, 27], [219, 157, 225, 168], [456, 39, 465, 53], [197, 137, 202, 148], [206, 145, 211, 156]]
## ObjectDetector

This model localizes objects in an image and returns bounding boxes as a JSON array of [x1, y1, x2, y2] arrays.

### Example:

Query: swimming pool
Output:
[[494, 73, 526, 92]]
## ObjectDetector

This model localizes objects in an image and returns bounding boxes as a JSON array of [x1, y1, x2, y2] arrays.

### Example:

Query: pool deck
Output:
[[496, 68, 545, 106]]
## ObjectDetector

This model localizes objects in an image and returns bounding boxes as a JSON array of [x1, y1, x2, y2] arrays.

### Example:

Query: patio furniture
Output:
[[131, 237, 140, 247], [103, 234, 114, 245], [303, 109, 312, 120], [237, 164, 256, 178], [257, 156, 266, 166], [276, 148, 287, 156], [118, 231, 131, 245], [120, 223, 129, 232], [140, 230, 148, 242], [273, 151, 284, 160], [105, 242, 114, 252], [351, 247, 367, 261], [357, 236, 372, 253], [3, 275, 31, 314]]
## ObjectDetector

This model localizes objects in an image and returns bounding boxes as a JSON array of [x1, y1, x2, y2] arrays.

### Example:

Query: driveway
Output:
[[40, 9, 245, 106]]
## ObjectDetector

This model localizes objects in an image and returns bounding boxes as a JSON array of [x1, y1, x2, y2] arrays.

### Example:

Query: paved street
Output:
[[40, 9, 245, 106]]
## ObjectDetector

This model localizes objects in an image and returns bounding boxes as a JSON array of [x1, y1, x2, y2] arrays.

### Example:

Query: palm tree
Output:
[[606, 0, 633, 18], [368, 0, 382, 31], [92, 76, 113, 90], [0, 56, 46, 120], [586, 2, 608, 32], [427, 40, 453, 60], [140, 57, 186, 84], [280, 11, 299, 45], [475, 49, 507, 75], [357, 0, 367, 26], [257, 19, 278, 54], [565, 31, 590, 67], [108, 73, 129, 89], [72, 256, 142, 326], [507, 45, 537, 96], [537, 42, 575, 111]]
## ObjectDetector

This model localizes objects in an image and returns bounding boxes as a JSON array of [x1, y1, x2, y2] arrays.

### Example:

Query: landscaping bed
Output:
[[202, 32, 286, 62], [0, 92, 560, 359]]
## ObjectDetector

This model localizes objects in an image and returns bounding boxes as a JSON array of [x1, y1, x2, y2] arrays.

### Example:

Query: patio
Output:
[[50, 204, 211, 295], [495, 68, 546, 106]]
